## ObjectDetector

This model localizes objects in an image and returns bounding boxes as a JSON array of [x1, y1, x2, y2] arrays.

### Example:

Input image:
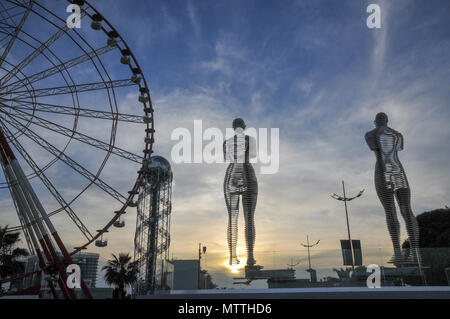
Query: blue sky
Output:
[[93, 0, 449, 108], [0, 0, 449, 288]]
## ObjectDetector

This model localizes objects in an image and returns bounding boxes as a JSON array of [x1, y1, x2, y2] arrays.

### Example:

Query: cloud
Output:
[[186, 1, 201, 37]]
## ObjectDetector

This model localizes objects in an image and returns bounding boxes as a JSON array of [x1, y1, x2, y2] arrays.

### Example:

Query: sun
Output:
[[223, 258, 246, 274]]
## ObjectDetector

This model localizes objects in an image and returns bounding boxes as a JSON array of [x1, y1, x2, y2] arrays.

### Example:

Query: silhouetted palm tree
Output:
[[332, 267, 353, 279], [102, 253, 138, 299], [0, 225, 29, 281]]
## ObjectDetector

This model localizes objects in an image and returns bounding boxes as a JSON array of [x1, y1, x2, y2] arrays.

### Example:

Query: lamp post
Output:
[[331, 181, 364, 271], [301, 235, 320, 282], [286, 258, 300, 270], [198, 243, 206, 289]]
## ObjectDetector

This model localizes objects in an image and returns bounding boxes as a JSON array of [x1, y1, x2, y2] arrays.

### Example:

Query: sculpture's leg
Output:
[[225, 191, 240, 265], [396, 188, 420, 263], [242, 191, 257, 267], [376, 185, 403, 265]]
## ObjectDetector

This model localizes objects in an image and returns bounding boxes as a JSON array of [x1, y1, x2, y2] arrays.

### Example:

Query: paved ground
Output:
[[142, 286, 450, 299]]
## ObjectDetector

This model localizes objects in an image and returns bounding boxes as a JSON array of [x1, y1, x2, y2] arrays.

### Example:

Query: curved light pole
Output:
[[301, 235, 320, 282], [287, 258, 301, 269], [331, 181, 364, 271]]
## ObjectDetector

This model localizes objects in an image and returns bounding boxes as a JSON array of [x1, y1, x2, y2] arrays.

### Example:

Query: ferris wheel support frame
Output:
[[0, 128, 92, 298]]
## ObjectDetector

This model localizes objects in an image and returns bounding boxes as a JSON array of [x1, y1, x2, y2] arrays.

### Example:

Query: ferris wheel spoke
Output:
[[6, 79, 137, 99], [3, 107, 144, 163], [0, 10, 74, 87], [0, 120, 94, 240], [0, 8, 27, 23], [0, 99, 145, 123], [0, 2, 17, 25], [0, 0, 32, 70], [2, 0, 91, 88], [3, 44, 119, 93], [0, 23, 17, 42], [0, 20, 91, 100], [0, 33, 11, 44], [0, 114, 128, 204], [0, 23, 15, 30], [0, 1, 24, 23]]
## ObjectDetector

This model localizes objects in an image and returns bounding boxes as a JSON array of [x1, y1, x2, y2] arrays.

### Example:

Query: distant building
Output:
[[170, 259, 217, 290], [11, 251, 99, 294], [71, 252, 100, 288], [172, 260, 199, 290]]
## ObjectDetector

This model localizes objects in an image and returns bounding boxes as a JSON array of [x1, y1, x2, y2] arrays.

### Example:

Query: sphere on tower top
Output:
[[148, 155, 171, 172], [146, 155, 172, 184]]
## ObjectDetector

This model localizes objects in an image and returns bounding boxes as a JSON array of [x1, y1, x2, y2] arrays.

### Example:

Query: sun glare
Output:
[[223, 257, 246, 274]]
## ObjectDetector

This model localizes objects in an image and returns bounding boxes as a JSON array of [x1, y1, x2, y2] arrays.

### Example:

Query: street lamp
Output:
[[198, 243, 207, 289], [331, 180, 364, 271], [286, 258, 301, 270], [301, 235, 320, 283]]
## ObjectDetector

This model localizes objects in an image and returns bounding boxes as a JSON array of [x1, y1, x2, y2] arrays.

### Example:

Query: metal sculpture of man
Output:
[[223, 118, 258, 267], [365, 112, 420, 266]]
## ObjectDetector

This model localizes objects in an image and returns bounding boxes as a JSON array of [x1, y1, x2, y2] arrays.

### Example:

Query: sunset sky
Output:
[[0, 0, 449, 288]]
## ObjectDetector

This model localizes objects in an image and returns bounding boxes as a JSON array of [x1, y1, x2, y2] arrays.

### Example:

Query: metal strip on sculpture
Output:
[[223, 118, 258, 267], [365, 113, 420, 266]]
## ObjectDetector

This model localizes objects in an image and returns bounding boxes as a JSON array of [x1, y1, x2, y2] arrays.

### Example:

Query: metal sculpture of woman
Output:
[[223, 118, 258, 266], [365, 112, 420, 266]]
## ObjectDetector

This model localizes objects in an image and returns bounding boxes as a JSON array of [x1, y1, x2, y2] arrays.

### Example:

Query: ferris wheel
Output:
[[0, 0, 154, 298]]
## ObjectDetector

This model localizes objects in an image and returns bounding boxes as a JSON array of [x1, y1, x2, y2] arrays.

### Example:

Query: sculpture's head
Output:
[[232, 118, 246, 131], [374, 112, 388, 127]]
